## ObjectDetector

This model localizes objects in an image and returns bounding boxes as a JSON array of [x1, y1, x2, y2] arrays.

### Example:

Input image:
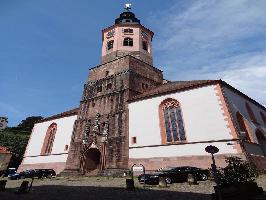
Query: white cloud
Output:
[[210, 53, 266, 106], [153, 0, 266, 51], [149, 0, 266, 106]]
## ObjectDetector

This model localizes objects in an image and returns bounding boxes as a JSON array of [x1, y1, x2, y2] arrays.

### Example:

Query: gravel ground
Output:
[[0, 175, 265, 200]]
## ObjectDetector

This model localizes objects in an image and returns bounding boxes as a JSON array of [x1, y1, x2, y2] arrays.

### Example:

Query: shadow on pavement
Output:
[[1, 184, 212, 200]]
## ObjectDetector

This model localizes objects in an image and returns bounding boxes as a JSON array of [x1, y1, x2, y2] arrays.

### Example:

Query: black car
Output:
[[8, 169, 37, 180], [8, 169, 56, 180], [2, 168, 17, 177], [36, 169, 56, 178], [138, 166, 210, 185]]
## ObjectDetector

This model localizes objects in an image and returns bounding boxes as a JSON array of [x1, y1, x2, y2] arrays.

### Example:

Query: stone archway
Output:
[[256, 129, 266, 156], [82, 148, 101, 174]]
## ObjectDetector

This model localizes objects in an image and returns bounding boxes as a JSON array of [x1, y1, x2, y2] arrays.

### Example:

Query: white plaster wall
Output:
[[128, 85, 238, 158], [23, 154, 69, 164], [223, 86, 266, 141], [23, 115, 77, 164]]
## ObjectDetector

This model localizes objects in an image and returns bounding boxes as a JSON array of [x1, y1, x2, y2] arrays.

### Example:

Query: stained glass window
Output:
[[160, 99, 186, 143], [164, 108, 172, 142]]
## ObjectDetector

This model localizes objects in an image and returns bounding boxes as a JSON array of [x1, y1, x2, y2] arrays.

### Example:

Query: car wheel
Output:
[[165, 177, 172, 184], [201, 174, 208, 181], [47, 174, 52, 179]]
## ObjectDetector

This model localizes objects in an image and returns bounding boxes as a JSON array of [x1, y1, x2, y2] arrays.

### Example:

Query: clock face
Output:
[[106, 30, 115, 38]]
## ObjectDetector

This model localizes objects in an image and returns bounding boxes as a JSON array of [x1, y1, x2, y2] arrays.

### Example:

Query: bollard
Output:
[[0, 180, 7, 191], [16, 181, 29, 194], [158, 177, 167, 188], [187, 174, 197, 185], [126, 178, 135, 191]]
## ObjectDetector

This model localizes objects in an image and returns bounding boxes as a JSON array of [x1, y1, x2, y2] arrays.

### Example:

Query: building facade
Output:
[[0, 117, 8, 131], [19, 7, 266, 175]]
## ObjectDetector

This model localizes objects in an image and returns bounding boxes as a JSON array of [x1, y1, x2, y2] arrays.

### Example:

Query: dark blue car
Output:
[[8, 169, 38, 180], [8, 169, 56, 180]]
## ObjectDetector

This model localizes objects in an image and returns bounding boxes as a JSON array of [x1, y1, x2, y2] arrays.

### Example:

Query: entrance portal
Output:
[[82, 148, 101, 174]]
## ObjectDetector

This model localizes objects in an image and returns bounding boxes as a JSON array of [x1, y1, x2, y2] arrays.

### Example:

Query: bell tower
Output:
[[102, 5, 153, 65], [63, 5, 163, 176]]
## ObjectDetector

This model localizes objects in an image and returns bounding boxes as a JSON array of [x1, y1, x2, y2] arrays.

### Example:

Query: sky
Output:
[[0, 0, 266, 126]]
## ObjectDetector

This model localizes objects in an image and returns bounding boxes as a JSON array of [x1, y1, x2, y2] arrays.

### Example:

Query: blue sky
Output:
[[1, 0, 266, 126]]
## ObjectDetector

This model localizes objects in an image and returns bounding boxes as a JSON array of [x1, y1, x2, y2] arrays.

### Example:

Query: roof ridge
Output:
[[129, 79, 219, 102], [37, 107, 79, 123]]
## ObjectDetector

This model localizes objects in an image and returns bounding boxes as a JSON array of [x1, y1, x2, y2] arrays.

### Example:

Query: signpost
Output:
[[132, 166, 144, 172], [126, 164, 145, 190]]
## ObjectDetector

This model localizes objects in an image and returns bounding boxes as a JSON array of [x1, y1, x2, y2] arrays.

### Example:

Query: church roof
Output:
[[129, 79, 266, 112], [37, 108, 79, 123], [115, 10, 140, 24], [129, 80, 219, 102]]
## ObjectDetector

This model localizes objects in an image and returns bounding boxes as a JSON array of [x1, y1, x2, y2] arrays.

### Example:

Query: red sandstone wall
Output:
[[129, 154, 246, 171]]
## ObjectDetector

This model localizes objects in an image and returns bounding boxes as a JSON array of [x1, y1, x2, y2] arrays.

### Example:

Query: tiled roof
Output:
[[129, 80, 219, 102], [37, 108, 79, 123]]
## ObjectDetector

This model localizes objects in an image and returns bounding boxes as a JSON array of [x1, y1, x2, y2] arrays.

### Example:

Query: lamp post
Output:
[[205, 145, 221, 200], [205, 145, 219, 179]]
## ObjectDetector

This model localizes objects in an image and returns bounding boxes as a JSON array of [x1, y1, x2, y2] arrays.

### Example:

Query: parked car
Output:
[[138, 166, 210, 185], [2, 168, 17, 177], [8, 169, 37, 180], [36, 169, 56, 178], [8, 169, 56, 180]]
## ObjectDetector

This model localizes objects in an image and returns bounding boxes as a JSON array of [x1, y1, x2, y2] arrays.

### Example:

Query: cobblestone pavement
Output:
[[0, 175, 265, 200]]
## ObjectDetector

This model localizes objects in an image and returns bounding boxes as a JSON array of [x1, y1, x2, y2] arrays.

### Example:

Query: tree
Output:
[[0, 116, 43, 168], [216, 156, 257, 186], [16, 116, 43, 132], [0, 130, 29, 168]]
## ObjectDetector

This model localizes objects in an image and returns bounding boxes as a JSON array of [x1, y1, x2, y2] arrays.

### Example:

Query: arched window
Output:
[[107, 40, 114, 50], [260, 112, 266, 125], [159, 98, 186, 143], [245, 102, 257, 123], [142, 41, 148, 51], [123, 37, 133, 46], [236, 112, 251, 141], [41, 123, 57, 155]]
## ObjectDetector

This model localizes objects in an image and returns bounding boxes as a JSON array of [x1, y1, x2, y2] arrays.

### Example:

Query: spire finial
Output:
[[124, 3, 132, 11]]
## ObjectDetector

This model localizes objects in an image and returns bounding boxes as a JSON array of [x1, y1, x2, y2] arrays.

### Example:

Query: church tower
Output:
[[102, 6, 153, 65], [63, 5, 163, 176]]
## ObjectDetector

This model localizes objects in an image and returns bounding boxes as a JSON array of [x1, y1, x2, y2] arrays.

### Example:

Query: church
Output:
[[18, 7, 266, 175]]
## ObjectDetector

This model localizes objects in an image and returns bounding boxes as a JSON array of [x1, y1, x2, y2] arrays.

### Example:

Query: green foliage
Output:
[[0, 130, 29, 168], [11, 116, 43, 132], [216, 156, 257, 186], [0, 116, 43, 169]]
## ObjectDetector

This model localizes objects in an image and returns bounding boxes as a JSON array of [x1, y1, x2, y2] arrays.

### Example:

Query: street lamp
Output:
[[205, 145, 221, 200]]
